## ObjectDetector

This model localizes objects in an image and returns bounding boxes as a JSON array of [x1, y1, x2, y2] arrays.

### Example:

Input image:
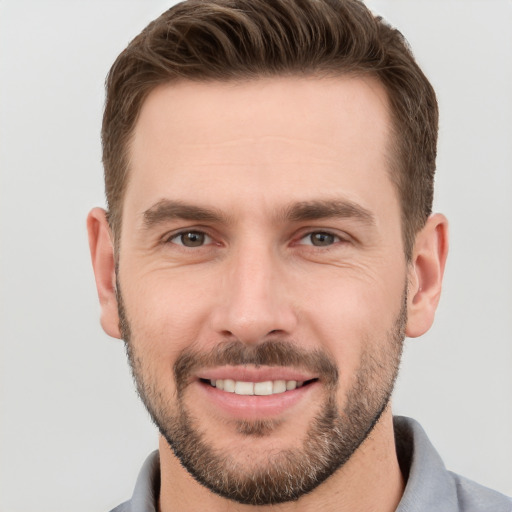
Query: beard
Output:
[[118, 288, 406, 506]]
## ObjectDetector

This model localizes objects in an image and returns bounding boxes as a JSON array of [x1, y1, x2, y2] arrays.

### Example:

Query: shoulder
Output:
[[109, 502, 130, 512], [394, 416, 512, 512], [449, 472, 512, 512]]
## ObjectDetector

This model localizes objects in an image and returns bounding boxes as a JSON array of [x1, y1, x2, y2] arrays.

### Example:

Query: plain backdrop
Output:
[[1, 1, 511, 511]]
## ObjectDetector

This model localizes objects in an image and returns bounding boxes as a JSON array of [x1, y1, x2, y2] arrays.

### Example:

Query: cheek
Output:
[[298, 270, 404, 381], [121, 270, 219, 367]]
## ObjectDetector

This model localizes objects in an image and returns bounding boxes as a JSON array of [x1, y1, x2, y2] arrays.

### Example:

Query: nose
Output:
[[210, 243, 298, 344]]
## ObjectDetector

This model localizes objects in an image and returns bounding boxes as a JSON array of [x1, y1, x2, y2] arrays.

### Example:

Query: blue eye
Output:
[[170, 231, 212, 247], [300, 232, 340, 247]]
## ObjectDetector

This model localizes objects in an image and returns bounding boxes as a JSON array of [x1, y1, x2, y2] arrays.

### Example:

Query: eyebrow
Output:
[[142, 198, 375, 229], [143, 199, 228, 228], [283, 200, 375, 225]]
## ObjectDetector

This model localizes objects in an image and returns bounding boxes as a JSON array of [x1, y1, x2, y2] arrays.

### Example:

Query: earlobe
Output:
[[87, 207, 122, 339], [406, 213, 449, 338]]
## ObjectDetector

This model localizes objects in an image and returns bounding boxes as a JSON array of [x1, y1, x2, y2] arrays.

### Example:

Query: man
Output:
[[87, 0, 511, 510]]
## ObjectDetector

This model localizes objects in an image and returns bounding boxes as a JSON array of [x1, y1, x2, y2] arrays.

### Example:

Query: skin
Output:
[[88, 76, 448, 511]]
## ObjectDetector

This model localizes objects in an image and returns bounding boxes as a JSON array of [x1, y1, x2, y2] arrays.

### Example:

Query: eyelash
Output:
[[163, 229, 346, 249], [165, 230, 214, 247], [297, 231, 343, 247]]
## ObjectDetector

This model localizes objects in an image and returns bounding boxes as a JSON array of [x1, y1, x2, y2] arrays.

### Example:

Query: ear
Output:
[[406, 213, 449, 338], [87, 208, 121, 339]]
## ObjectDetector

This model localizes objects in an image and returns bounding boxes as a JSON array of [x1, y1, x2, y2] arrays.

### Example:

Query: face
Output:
[[116, 77, 409, 504]]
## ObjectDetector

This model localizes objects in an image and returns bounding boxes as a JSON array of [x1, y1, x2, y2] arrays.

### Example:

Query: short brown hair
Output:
[[102, 0, 438, 258]]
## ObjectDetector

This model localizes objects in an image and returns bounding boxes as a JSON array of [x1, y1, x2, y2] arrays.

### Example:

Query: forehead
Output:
[[126, 76, 396, 222]]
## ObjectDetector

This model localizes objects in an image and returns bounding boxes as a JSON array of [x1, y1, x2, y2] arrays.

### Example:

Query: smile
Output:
[[196, 372, 320, 419], [208, 379, 308, 395]]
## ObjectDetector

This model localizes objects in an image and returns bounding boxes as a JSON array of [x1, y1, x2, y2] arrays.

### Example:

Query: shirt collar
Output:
[[128, 448, 160, 512], [394, 415, 459, 511]]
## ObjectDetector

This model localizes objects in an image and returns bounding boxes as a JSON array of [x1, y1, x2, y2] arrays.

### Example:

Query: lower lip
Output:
[[196, 380, 319, 420]]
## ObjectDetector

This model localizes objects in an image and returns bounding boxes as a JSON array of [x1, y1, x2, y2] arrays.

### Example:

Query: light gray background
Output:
[[1, 1, 511, 511]]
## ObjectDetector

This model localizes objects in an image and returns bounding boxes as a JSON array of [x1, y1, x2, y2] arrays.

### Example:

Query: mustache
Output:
[[174, 339, 339, 393]]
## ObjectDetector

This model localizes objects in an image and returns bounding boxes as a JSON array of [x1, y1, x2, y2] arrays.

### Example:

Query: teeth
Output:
[[235, 381, 254, 395], [224, 379, 235, 393], [286, 380, 297, 391], [273, 380, 286, 393], [254, 381, 273, 395], [210, 379, 305, 395]]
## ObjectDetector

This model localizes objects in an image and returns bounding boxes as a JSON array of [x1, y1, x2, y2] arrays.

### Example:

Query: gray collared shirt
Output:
[[110, 416, 512, 511]]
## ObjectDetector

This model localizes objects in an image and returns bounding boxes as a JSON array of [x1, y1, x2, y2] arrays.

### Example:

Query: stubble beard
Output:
[[119, 289, 406, 506]]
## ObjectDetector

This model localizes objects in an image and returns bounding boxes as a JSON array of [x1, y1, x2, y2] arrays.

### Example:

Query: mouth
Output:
[[194, 367, 321, 420], [201, 378, 318, 396]]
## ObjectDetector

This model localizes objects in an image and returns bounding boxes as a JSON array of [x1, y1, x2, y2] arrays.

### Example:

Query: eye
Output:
[[169, 231, 212, 247], [299, 231, 341, 247]]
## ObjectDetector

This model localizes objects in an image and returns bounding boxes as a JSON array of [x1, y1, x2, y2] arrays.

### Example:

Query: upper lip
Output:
[[196, 365, 318, 383]]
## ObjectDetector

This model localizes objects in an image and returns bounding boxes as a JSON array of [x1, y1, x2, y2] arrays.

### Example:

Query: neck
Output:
[[158, 407, 404, 512]]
